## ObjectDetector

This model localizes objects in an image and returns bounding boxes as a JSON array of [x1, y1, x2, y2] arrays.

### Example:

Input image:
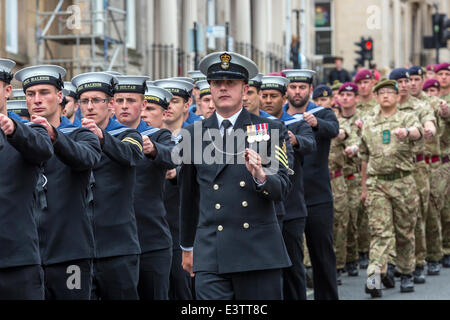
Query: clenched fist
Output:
[[0, 113, 16, 136], [142, 135, 157, 157], [82, 118, 104, 143], [31, 115, 56, 141]]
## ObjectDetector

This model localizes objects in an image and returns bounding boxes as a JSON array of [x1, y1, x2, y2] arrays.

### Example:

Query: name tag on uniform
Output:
[[382, 130, 391, 144]]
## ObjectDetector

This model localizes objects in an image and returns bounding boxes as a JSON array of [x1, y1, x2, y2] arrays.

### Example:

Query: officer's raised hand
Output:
[[31, 115, 56, 141], [303, 112, 318, 128], [142, 135, 157, 157], [244, 148, 267, 184], [0, 113, 16, 136], [82, 118, 104, 143]]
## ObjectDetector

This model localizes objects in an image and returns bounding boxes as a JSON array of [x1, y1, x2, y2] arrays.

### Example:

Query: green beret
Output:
[[330, 80, 342, 91], [373, 79, 398, 93]]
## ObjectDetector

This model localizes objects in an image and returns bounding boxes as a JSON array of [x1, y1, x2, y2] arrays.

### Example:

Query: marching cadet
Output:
[[113, 76, 175, 300], [354, 69, 377, 119], [157, 83, 197, 300], [187, 70, 207, 116], [154, 79, 196, 128], [283, 69, 340, 300], [196, 80, 216, 119], [15, 65, 102, 300], [141, 81, 166, 128], [61, 81, 80, 126], [260, 75, 316, 300], [72, 72, 143, 300], [435, 63, 450, 268], [243, 73, 263, 115], [423, 79, 441, 97], [313, 85, 349, 286], [389, 68, 437, 282], [0, 59, 53, 300], [179, 52, 292, 300], [172, 77, 203, 124], [7, 89, 30, 121], [360, 79, 423, 297], [409, 66, 450, 277], [336, 82, 364, 277]]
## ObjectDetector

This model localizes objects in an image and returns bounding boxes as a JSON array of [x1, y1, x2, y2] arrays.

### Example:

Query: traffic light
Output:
[[364, 38, 373, 61], [432, 14, 450, 47], [354, 37, 366, 66]]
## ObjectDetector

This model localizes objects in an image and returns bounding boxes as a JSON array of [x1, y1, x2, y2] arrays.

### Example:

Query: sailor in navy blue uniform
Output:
[[0, 59, 53, 300], [179, 52, 292, 300], [62, 81, 81, 126], [72, 72, 143, 300], [283, 69, 340, 300], [15, 65, 102, 300], [155, 80, 202, 300], [261, 75, 317, 300], [114, 77, 175, 300], [187, 70, 207, 116]]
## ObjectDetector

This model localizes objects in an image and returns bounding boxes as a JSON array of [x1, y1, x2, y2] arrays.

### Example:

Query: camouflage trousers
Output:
[[345, 174, 363, 263], [426, 162, 447, 261], [413, 163, 430, 267], [441, 162, 450, 256], [366, 174, 419, 276], [331, 175, 349, 270], [357, 203, 370, 255]]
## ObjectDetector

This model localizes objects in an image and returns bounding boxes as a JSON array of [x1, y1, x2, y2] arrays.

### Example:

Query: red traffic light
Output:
[[365, 40, 373, 50]]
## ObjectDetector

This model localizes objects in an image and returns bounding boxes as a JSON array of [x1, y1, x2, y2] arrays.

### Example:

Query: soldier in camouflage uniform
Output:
[[435, 63, 450, 268], [389, 68, 437, 283], [360, 80, 423, 298], [410, 66, 450, 276], [336, 83, 363, 277], [313, 85, 349, 286], [354, 70, 378, 268]]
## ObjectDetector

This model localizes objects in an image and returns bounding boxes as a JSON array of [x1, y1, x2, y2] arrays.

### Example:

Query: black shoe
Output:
[[382, 264, 396, 289], [346, 262, 359, 277], [359, 252, 369, 270], [427, 261, 441, 275], [393, 265, 401, 278], [306, 267, 314, 289], [443, 255, 450, 268], [365, 283, 382, 298], [413, 266, 426, 284], [400, 274, 415, 293], [337, 269, 342, 286]]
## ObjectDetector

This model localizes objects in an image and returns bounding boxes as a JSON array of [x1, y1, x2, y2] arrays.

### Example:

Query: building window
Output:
[[126, 0, 136, 49], [314, 1, 332, 56], [5, 0, 19, 54]]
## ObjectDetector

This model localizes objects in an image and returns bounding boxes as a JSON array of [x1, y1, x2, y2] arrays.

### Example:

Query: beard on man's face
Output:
[[287, 93, 309, 108]]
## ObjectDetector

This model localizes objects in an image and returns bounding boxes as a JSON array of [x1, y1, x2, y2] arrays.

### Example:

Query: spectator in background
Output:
[[328, 57, 351, 85]]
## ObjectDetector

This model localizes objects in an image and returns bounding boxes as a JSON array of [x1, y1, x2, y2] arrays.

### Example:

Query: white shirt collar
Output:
[[216, 108, 243, 129]]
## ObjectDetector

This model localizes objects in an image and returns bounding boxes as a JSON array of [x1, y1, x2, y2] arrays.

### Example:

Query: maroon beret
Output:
[[354, 69, 373, 83], [338, 82, 358, 94], [435, 63, 450, 73], [422, 79, 440, 91], [426, 64, 436, 72]]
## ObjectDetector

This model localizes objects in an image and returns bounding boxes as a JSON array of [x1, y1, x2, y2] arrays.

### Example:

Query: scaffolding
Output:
[[36, 0, 129, 77]]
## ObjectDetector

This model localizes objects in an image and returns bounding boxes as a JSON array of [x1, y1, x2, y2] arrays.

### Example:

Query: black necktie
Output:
[[222, 120, 232, 162]]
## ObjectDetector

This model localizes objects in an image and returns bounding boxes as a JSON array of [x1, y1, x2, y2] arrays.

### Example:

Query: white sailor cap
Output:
[[71, 72, 117, 98], [248, 73, 264, 88], [0, 58, 16, 84], [9, 89, 26, 101], [261, 76, 290, 93], [196, 80, 211, 98], [187, 70, 207, 83], [62, 81, 77, 99], [114, 76, 150, 94], [15, 65, 66, 91], [282, 69, 316, 84], [144, 86, 173, 110], [199, 52, 258, 81], [172, 77, 195, 85], [146, 80, 155, 87], [154, 79, 194, 100], [7, 100, 29, 117]]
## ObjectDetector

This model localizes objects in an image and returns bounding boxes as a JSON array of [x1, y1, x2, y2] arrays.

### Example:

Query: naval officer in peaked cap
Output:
[[178, 52, 292, 300]]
